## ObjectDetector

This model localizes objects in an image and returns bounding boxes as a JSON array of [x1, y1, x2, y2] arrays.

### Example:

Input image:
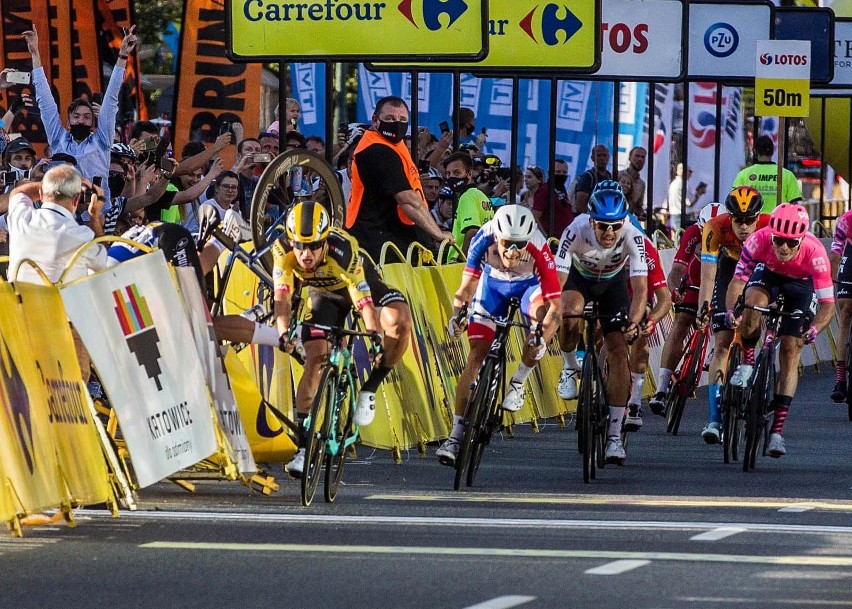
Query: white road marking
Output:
[[585, 559, 650, 575], [80, 509, 852, 537], [141, 542, 852, 567], [690, 527, 747, 541], [461, 596, 536, 609], [677, 597, 852, 606], [779, 505, 815, 513]]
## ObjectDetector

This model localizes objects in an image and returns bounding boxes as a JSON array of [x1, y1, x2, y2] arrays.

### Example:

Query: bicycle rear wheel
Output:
[[579, 355, 597, 483], [722, 344, 743, 464], [324, 372, 353, 503], [743, 353, 771, 472], [467, 364, 503, 488], [454, 359, 495, 491], [302, 366, 335, 506], [593, 366, 608, 470], [669, 332, 705, 436]]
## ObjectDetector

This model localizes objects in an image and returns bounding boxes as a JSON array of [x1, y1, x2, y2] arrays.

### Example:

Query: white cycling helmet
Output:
[[697, 202, 725, 228], [493, 204, 536, 242]]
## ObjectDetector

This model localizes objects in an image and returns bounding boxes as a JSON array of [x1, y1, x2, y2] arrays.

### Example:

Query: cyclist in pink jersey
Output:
[[829, 208, 852, 401], [725, 204, 835, 457]]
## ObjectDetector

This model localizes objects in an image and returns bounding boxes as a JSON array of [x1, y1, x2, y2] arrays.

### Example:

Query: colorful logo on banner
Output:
[[703, 22, 739, 58], [398, 0, 469, 30], [690, 110, 716, 148], [520, 3, 583, 45], [0, 336, 35, 473], [113, 285, 164, 391]]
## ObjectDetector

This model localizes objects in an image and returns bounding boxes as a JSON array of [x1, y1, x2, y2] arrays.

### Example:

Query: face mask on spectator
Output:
[[445, 176, 467, 192], [554, 175, 568, 189], [377, 120, 407, 144], [70, 124, 92, 141]]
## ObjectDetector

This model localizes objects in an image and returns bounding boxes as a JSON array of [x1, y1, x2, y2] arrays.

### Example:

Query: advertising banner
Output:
[[755, 40, 811, 117], [289, 63, 327, 137], [175, 268, 256, 474], [60, 253, 218, 488], [687, 1, 773, 82], [97, 0, 148, 120], [173, 0, 263, 170], [70, 0, 104, 100], [17, 282, 111, 505], [227, 0, 488, 61], [47, 0, 73, 114], [0, 282, 67, 515]]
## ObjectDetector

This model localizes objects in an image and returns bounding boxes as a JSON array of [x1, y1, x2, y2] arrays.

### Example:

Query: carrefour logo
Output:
[[399, 0, 469, 30], [520, 3, 583, 45], [703, 22, 738, 58]]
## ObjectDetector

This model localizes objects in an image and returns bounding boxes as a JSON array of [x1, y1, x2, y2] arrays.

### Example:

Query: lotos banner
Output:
[[175, 268, 256, 475], [60, 252, 218, 488], [173, 0, 262, 168]]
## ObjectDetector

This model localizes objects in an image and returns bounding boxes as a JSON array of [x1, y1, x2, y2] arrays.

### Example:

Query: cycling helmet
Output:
[[493, 204, 536, 242], [769, 203, 809, 240], [422, 167, 443, 181], [286, 201, 331, 243], [438, 185, 454, 200], [587, 188, 628, 221], [592, 179, 622, 193], [725, 186, 763, 218], [110, 142, 137, 161], [697, 202, 724, 228]]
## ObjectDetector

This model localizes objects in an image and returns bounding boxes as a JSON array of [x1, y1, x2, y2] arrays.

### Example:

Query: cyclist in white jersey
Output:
[[554, 181, 648, 464]]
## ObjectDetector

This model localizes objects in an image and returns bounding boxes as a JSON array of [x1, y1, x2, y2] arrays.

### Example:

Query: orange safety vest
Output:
[[346, 129, 426, 229]]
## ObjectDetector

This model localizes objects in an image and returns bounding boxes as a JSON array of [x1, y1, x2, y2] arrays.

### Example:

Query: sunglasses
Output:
[[594, 220, 624, 232], [499, 239, 528, 251], [732, 216, 758, 226], [771, 236, 802, 249], [291, 240, 325, 251], [483, 156, 501, 167]]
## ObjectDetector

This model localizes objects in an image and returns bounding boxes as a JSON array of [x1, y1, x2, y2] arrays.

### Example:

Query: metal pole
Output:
[[613, 80, 621, 176], [452, 72, 461, 151], [647, 82, 656, 224], [510, 75, 520, 205], [681, 83, 690, 225], [278, 63, 287, 152], [548, 77, 557, 236], [410, 69, 419, 164], [325, 61, 334, 165], [713, 82, 722, 202]]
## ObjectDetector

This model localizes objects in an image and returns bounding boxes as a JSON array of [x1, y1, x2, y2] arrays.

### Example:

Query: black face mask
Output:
[[108, 175, 126, 196], [554, 174, 568, 189], [377, 120, 408, 144], [445, 176, 467, 192], [70, 123, 91, 141]]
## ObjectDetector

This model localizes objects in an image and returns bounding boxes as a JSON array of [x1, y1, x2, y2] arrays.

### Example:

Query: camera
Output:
[[0, 170, 18, 185], [253, 153, 273, 163], [219, 121, 235, 145], [6, 71, 30, 85], [141, 139, 158, 151], [495, 167, 513, 180]]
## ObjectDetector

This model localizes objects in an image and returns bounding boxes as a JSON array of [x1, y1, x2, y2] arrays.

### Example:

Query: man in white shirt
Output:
[[8, 165, 107, 285]]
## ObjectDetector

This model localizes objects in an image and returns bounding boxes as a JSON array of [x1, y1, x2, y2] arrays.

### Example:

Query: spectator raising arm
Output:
[[175, 132, 231, 177]]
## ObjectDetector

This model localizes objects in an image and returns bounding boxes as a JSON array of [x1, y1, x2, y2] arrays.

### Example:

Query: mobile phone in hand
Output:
[[6, 71, 31, 85], [481, 127, 487, 135], [92, 176, 103, 188], [439, 121, 450, 134], [219, 121, 235, 144], [91, 92, 103, 105]]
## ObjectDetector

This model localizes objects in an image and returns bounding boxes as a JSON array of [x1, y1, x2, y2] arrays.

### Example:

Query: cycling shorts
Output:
[[674, 259, 700, 316], [745, 264, 815, 338], [562, 266, 630, 336], [711, 256, 738, 333], [837, 243, 852, 299], [469, 272, 541, 343]]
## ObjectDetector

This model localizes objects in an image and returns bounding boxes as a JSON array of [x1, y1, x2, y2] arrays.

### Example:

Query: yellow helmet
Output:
[[286, 201, 331, 244]]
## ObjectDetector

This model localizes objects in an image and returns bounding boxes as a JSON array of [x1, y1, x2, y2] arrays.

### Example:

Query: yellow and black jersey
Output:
[[272, 227, 373, 309]]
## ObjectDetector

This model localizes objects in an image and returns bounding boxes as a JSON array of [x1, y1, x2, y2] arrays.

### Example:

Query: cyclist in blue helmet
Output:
[[592, 179, 622, 193], [554, 182, 649, 466]]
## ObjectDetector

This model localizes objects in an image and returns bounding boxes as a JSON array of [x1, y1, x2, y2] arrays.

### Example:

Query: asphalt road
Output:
[[1, 368, 851, 609]]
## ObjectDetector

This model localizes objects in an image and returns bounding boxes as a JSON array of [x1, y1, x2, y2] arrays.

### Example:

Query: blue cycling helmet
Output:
[[592, 179, 622, 194], [587, 188, 628, 221]]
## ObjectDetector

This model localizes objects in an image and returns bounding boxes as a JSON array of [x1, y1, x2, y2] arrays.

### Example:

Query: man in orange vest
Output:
[[347, 96, 453, 261]]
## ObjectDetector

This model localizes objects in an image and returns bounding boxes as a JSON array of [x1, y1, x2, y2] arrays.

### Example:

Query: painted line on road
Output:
[[462, 596, 536, 609], [585, 559, 650, 575], [779, 505, 815, 513], [690, 527, 747, 541], [141, 541, 852, 567], [677, 597, 852, 606], [365, 493, 852, 512], [78, 509, 852, 537]]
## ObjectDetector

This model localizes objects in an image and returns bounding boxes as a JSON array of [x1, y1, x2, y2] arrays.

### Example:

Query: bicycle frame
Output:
[[665, 323, 710, 436]]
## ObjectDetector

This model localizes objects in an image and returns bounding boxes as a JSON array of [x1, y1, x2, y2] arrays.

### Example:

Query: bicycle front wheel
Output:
[[743, 353, 771, 472], [302, 366, 335, 506], [455, 359, 497, 490], [670, 331, 705, 436], [579, 355, 596, 483], [324, 372, 353, 503], [467, 364, 503, 488], [722, 344, 743, 464]]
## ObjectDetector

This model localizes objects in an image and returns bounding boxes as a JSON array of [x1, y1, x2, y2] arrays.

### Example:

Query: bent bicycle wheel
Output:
[[454, 359, 495, 491], [249, 150, 346, 275], [324, 373, 353, 503], [302, 366, 335, 506]]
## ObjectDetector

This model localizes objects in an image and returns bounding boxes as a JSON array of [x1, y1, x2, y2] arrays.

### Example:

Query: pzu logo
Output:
[[398, 0, 469, 31], [703, 22, 739, 58], [520, 3, 583, 45]]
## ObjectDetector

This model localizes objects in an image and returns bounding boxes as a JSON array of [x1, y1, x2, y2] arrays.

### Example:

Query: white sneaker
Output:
[[436, 436, 461, 466], [730, 364, 753, 387], [767, 433, 786, 458], [605, 436, 626, 464], [285, 448, 305, 477], [353, 391, 376, 427], [558, 367, 579, 400], [649, 392, 666, 416], [624, 404, 643, 432], [701, 421, 722, 445], [501, 380, 525, 412]]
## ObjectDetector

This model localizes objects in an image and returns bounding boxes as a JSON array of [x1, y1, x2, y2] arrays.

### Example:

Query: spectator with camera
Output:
[[2, 138, 37, 181], [532, 159, 572, 238]]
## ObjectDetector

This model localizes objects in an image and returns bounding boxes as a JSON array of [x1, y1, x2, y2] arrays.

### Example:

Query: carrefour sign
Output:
[[227, 0, 488, 61], [688, 1, 773, 81], [370, 0, 599, 73]]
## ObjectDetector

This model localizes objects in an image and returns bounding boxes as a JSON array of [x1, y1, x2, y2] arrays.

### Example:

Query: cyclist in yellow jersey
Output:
[[273, 201, 411, 477]]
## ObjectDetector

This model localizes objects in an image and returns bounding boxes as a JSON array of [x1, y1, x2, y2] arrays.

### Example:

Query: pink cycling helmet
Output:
[[769, 203, 809, 239]]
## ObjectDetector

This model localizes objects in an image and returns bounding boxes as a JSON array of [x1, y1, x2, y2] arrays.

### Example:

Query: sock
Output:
[[836, 360, 846, 384], [629, 372, 645, 405], [742, 337, 758, 366], [296, 412, 308, 447], [608, 405, 624, 438], [451, 414, 464, 438], [708, 383, 721, 423], [656, 368, 673, 393], [771, 394, 792, 435], [252, 323, 280, 346], [511, 363, 534, 386], [362, 365, 392, 393], [562, 350, 579, 369]]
